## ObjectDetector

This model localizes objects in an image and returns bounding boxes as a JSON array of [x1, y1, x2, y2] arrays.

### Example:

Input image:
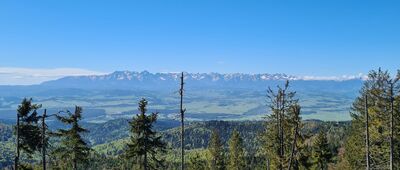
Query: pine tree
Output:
[[52, 106, 90, 170], [342, 68, 400, 169], [126, 98, 166, 170], [15, 98, 42, 169], [228, 129, 245, 170], [208, 129, 225, 170], [311, 130, 332, 170]]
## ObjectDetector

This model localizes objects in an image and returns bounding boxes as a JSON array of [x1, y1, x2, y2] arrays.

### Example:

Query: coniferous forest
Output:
[[1, 68, 400, 170]]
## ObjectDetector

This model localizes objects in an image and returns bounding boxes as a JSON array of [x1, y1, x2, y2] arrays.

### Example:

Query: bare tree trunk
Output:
[[276, 94, 283, 170], [180, 72, 186, 170], [389, 83, 394, 170], [365, 95, 370, 170], [73, 159, 77, 170], [15, 113, 20, 170], [42, 109, 47, 170], [280, 91, 285, 170], [144, 152, 148, 170]]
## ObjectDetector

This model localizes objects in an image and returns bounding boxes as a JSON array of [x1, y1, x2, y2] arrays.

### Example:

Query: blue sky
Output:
[[1, 0, 400, 84]]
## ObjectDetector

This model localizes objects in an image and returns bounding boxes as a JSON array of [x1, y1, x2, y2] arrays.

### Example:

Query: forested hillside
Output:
[[1, 68, 399, 170], [0, 119, 350, 169]]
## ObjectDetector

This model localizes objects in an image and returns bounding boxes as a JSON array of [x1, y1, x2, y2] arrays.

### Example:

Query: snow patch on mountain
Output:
[[58, 71, 364, 82]]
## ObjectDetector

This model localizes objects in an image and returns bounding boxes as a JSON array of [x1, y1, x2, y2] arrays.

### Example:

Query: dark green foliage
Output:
[[17, 98, 42, 155], [188, 152, 207, 170], [227, 129, 245, 170], [311, 130, 332, 170], [343, 69, 400, 169], [126, 98, 166, 170], [51, 106, 91, 169], [163, 120, 263, 151], [1, 118, 351, 169], [208, 129, 225, 170], [82, 118, 179, 146], [262, 81, 307, 169]]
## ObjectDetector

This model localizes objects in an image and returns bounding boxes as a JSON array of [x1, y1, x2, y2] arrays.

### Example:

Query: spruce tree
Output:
[[262, 81, 306, 169], [52, 106, 90, 170], [15, 98, 42, 169], [311, 130, 332, 170], [208, 129, 225, 170], [126, 98, 166, 170], [228, 129, 245, 170], [342, 69, 400, 169]]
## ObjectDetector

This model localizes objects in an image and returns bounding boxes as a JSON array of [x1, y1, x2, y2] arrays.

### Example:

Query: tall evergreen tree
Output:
[[287, 104, 301, 170], [208, 129, 225, 170], [343, 69, 400, 169], [126, 98, 166, 170], [262, 81, 306, 169], [52, 106, 90, 170], [188, 152, 206, 170], [311, 130, 332, 170], [15, 98, 42, 169], [228, 129, 245, 170]]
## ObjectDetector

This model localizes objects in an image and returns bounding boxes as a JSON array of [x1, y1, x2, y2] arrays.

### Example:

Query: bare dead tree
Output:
[[389, 83, 394, 170], [179, 72, 186, 170]]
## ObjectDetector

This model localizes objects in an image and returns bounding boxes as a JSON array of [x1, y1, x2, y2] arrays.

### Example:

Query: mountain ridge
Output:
[[37, 70, 364, 91], [41, 70, 365, 86]]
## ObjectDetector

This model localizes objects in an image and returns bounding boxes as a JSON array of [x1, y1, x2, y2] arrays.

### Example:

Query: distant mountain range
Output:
[[45, 70, 365, 82], [40, 71, 364, 90], [0, 71, 365, 121]]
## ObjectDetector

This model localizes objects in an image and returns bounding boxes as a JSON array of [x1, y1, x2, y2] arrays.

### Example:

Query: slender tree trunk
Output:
[[280, 91, 285, 170], [144, 152, 148, 170], [15, 113, 20, 170], [73, 159, 77, 170], [42, 109, 47, 170], [288, 115, 299, 170], [365, 95, 370, 170], [180, 72, 186, 170], [389, 83, 394, 170], [276, 94, 282, 170]]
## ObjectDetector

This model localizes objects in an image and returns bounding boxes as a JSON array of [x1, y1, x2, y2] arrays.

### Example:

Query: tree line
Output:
[[6, 68, 400, 169]]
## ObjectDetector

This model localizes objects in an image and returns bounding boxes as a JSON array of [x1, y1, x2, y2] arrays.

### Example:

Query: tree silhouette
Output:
[[126, 98, 166, 170], [14, 98, 42, 169], [52, 106, 90, 170]]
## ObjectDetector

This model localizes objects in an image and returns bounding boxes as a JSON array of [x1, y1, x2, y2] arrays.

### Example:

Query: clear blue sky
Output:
[[1, 0, 400, 76]]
